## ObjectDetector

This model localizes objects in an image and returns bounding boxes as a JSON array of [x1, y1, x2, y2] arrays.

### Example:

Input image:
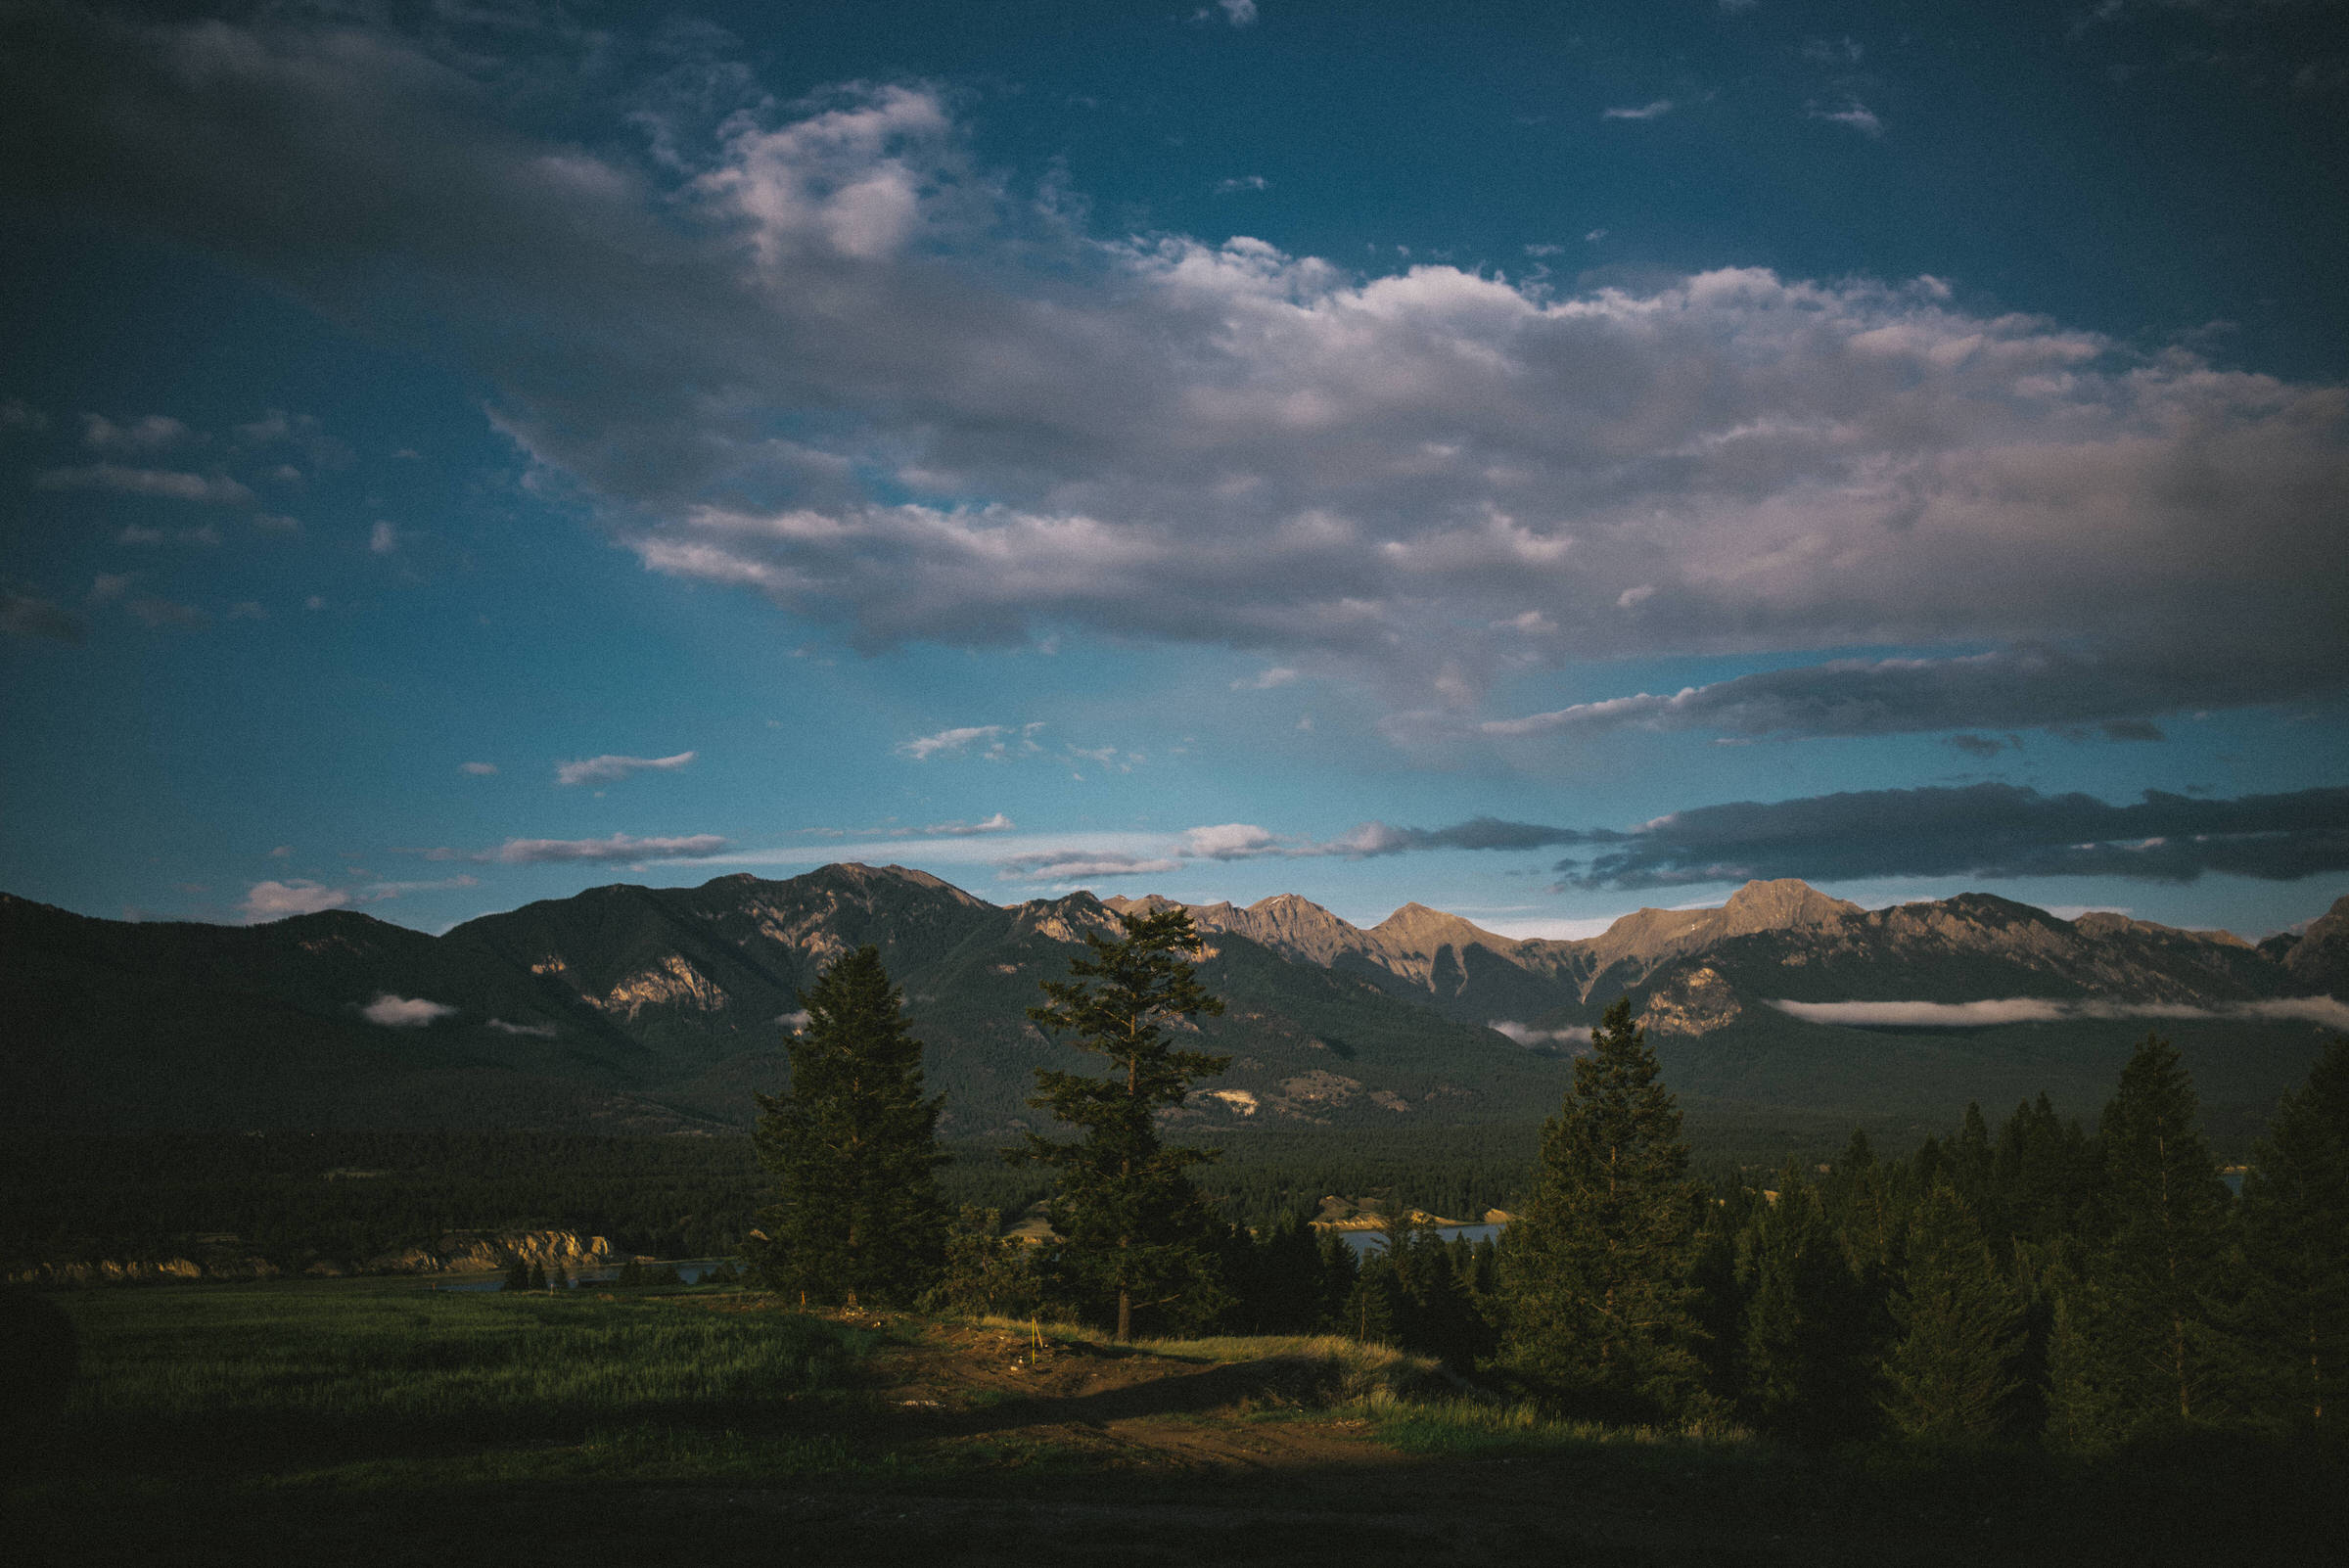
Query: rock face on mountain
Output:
[[2281, 894, 2349, 995], [5, 867, 2341, 1137]]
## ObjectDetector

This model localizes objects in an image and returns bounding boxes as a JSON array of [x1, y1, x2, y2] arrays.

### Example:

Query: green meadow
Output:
[[11, 1273, 2344, 1567]]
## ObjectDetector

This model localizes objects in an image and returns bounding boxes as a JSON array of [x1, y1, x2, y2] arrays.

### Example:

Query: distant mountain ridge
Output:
[[4, 868, 2344, 1138], [1108, 878, 2337, 1038]]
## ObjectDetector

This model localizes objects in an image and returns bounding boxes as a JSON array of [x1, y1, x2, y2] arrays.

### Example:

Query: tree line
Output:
[[751, 908, 2348, 1450]]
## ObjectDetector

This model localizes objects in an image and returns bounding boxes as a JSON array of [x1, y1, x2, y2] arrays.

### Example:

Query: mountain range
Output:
[[5, 866, 2344, 1139]]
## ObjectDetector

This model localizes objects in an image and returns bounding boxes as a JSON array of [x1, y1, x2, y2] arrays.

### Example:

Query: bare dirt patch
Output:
[[841, 1314, 1409, 1478]]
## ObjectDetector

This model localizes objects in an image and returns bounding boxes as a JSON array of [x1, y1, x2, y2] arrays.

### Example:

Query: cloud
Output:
[[1336, 814, 1587, 856], [1217, 0, 1259, 25], [125, 596, 207, 628], [12, 8, 2342, 743], [34, 465, 253, 503], [554, 750, 696, 785], [898, 724, 1006, 761], [777, 1009, 811, 1031], [996, 850, 1184, 883], [1180, 823, 1283, 860], [1490, 1020, 1594, 1049], [478, 833, 729, 864], [920, 812, 1015, 836], [1809, 99, 1883, 136], [1232, 666, 1299, 690], [1, 589, 84, 642], [1602, 100, 1675, 120], [368, 521, 398, 554], [81, 413, 191, 453], [1214, 174, 1269, 194], [460, 761, 498, 775], [362, 993, 457, 1027], [486, 1017, 558, 1037], [1545, 782, 2349, 890], [357, 875, 481, 899], [1769, 996, 2349, 1031], [1462, 645, 2335, 748], [897, 723, 1043, 761], [242, 879, 349, 921], [1, 397, 48, 433]]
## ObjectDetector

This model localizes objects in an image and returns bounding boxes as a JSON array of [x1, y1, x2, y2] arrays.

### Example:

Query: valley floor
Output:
[[8, 1276, 2341, 1567]]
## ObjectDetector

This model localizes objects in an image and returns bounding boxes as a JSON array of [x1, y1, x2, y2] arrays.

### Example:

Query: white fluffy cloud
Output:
[[15, 11, 2345, 745], [241, 879, 349, 921], [362, 993, 457, 1027], [554, 751, 696, 786], [1179, 823, 1283, 860]]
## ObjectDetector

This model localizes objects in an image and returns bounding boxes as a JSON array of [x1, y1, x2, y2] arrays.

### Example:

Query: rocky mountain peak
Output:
[[1719, 878, 1862, 936], [2282, 892, 2349, 992], [1373, 901, 1508, 953]]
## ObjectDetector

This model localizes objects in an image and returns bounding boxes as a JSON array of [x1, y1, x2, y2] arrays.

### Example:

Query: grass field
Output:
[[9, 1273, 2344, 1567]]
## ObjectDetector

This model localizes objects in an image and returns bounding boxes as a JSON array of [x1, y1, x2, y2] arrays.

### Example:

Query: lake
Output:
[[1339, 1222, 1503, 1256]]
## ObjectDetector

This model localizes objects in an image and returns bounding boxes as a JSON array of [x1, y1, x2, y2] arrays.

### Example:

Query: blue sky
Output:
[[2, 0, 2345, 941]]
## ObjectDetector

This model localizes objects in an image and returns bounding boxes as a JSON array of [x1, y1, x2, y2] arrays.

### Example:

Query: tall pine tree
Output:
[[2240, 1036, 2349, 1435], [1017, 906, 1230, 1341], [1738, 1166, 1879, 1444], [1497, 996, 1708, 1423], [1878, 1179, 2024, 1441], [749, 945, 946, 1308], [2050, 1035, 2236, 1445]]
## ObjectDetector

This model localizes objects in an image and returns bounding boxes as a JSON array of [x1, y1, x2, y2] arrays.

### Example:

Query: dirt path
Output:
[[851, 1317, 1408, 1478]]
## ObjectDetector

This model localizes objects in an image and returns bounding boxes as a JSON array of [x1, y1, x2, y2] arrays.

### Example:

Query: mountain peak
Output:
[[1373, 901, 1508, 950], [1719, 878, 1862, 935]]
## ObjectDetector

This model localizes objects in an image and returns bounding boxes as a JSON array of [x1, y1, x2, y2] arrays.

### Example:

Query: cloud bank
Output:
[[8, 7, 2344, 744], [482, 833, 729, 864], [1547, 782, 2349, 890], [1770, 996, 2349, 1031]]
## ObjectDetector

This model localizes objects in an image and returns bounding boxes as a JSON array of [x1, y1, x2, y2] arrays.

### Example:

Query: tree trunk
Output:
[[1118, 1284, 1132, 1343]]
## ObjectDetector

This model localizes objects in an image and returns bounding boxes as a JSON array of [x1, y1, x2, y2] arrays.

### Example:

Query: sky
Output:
[[2, 0, 2345, 944]]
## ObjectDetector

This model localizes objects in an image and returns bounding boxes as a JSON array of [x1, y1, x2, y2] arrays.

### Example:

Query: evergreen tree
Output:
[[1343, 1265, 1399, 1346], [749, 945, 947, 1308], [1497, 997, 1708, 1422], [1950, 1101, 1996, 1221], [1015, 906, 1230, 1341], [921, 1206, 1045, 1319], [527, 1261, 548, 1292], [1315, 1229, 1363, 1333], [1878, 1180, 2024, 1441], [2050, 1035, 2236, 1444], [2239, 1037, 2349, 1434], [1993, 1093, 2101, 1256], [501, 1258, 531, 1292], [1739, 1167, 1879, 1444]]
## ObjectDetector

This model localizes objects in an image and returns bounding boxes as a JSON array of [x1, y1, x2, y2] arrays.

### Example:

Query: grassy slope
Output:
[[11, 1276, 2341, 1567]]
